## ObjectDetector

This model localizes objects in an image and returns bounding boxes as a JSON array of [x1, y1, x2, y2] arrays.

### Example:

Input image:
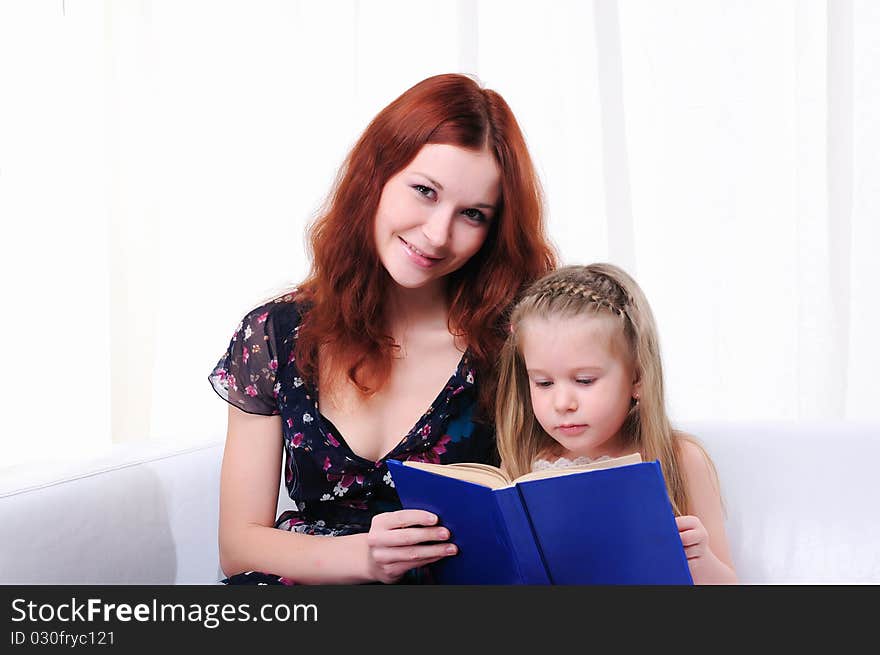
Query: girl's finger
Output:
[[679, 529, 703, 547], [675, 515, 699, 530]]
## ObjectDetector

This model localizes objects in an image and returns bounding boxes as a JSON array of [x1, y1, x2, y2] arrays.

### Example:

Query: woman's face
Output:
[[374, 143, 501, 294]]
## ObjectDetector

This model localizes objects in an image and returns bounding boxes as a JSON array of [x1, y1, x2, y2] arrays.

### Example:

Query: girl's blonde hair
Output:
[[496, 263, 714, 516]]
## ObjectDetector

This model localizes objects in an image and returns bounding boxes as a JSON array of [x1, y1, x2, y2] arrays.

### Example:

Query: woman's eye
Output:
[[462, 208, 487, 223], [412, 184, 435, 199]]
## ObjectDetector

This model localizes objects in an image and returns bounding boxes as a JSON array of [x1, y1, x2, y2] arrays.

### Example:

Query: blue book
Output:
[[387, 455, 693, 585]]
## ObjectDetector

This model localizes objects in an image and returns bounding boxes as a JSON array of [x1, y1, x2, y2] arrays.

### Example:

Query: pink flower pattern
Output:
[[210, 298, 494, 586], [405, 434, 452, 465]]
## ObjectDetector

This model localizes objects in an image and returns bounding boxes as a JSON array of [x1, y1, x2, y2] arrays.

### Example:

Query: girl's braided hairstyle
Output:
[[496, 264, 715, 515]]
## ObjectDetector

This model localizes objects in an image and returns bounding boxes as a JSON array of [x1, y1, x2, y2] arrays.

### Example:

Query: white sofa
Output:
[[1, 422, 878, 584], [0, 440, 226, 585]]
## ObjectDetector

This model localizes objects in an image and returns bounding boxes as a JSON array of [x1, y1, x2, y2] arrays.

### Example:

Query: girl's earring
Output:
[[632, 394, 640, 408]]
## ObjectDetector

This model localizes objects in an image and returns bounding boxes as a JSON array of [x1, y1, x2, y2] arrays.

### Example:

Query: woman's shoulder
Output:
[[237, 290, 307, 338], [244, 289, 303, 316]]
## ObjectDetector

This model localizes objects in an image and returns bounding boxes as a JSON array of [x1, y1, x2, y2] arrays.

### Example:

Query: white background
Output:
[[1, 0, 878, 471]]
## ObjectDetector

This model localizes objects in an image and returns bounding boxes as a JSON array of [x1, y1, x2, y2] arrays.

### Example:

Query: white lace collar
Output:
[[531, 454, 612, 472]]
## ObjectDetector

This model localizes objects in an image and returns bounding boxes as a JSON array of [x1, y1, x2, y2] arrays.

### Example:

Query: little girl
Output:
[[496, 264, 737, 584]]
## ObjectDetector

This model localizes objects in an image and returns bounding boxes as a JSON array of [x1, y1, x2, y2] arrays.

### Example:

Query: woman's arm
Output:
[[219, 406, 454, 584], [676, 439, 738, 585]]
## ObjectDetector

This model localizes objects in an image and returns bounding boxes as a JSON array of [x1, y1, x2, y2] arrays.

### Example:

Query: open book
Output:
[[388, 454, 692, 585], [399, 452, 644, 489]]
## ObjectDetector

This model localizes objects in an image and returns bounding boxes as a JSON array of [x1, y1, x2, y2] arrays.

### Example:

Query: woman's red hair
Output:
[[294, 73, 557, 417]]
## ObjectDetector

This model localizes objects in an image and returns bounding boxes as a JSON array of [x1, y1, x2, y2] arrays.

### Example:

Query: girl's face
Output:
[[373, 143, 500, 294], [519, 313, 639, 460]]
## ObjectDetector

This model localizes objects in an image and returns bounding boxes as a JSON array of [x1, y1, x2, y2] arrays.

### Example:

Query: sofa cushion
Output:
[[0, 440, 224, 584]]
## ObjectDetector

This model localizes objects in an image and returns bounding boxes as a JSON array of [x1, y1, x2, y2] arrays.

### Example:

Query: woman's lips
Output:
[[400, 237, 443, 268]]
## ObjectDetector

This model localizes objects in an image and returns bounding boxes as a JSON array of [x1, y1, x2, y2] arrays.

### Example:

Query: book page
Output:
[[400, 453, 643, 489], [400, 461, 511, 489], [511, 453, 643, 485]]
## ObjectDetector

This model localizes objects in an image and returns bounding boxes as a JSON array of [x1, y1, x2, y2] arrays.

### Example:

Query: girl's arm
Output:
[[219, 406, 453, 584], [676, 440, 738, 585]]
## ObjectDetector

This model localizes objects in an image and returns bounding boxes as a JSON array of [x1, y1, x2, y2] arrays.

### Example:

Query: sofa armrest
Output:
[[0, 440, 224, 585]]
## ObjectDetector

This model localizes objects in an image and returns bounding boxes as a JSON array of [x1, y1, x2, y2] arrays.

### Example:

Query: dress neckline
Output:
[[313, 349, 474, 465]]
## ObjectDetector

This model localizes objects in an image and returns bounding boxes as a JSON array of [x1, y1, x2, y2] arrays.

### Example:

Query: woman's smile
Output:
[[373, 143, 499, 292], [399, 237, 444, 268]]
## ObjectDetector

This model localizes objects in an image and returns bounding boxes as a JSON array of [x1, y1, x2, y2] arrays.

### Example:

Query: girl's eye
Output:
[[412, 184, 436, 199], [577, 378, 596, 386], [462, 208, 488, 224], [534, 380, 553, 388]]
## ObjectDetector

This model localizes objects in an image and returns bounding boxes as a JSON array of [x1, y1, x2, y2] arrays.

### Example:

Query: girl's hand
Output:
[[675, 514, 711, 561], [365, 509, 457, 584], [675, 514, 738, 584]]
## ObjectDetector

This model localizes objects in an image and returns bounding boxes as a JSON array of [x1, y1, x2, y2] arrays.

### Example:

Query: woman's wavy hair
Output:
[[496, 264, 718, 515], [293, 74, 557, 417]]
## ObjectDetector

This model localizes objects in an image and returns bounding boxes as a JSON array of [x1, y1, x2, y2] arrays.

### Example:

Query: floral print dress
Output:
[[208, 294, 497, 584]]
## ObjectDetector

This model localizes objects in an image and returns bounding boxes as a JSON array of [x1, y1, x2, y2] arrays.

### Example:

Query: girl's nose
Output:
[[554, 388, 578, 413]]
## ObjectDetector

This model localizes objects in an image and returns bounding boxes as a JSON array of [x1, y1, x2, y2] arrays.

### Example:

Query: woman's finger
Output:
[[372, 509, 439, 530], [372, 542, 458, 565], [370, 526, 451, 548]]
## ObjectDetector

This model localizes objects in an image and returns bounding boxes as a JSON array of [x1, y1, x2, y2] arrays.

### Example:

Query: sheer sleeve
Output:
[[208, 302, 284, 416]]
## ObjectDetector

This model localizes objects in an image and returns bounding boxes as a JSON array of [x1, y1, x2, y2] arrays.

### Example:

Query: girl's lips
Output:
[[400, 237, 443, 268], [556, 424, 589, 437]]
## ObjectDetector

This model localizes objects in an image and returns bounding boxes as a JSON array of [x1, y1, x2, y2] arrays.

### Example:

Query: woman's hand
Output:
[[365, 509, 457, 584]]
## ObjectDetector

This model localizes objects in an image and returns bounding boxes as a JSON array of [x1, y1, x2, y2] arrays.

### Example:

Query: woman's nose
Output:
[[422, 207, 454, 248]]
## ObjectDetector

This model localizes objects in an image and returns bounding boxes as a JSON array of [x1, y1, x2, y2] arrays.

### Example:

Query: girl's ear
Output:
[[631, 375, 641, 400]]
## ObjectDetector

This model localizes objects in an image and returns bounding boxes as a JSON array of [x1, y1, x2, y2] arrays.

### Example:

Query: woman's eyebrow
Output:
[[412, 172, 444, 191]]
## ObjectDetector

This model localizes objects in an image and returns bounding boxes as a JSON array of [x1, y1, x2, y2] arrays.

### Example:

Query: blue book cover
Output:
[[387, 458, 693, 585]]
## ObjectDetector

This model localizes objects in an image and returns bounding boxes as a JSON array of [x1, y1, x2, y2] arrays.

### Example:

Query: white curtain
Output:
[[1, 0, 878, 470]]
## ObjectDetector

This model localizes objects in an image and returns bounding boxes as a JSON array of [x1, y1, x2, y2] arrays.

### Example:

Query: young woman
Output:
[[209, 73, 557, 584]]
